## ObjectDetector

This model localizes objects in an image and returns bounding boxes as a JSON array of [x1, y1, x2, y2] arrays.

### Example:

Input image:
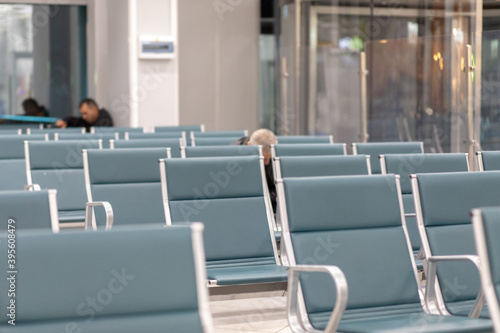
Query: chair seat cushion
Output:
[[58, 210, 86, 223], [206, 263, 287, 285], [336, 313, 492, 333], [445, 300, 490, 318], [0, 310, 203, 333]]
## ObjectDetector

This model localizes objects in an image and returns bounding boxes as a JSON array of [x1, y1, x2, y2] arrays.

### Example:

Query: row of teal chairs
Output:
[[5, 158, 500, 331]]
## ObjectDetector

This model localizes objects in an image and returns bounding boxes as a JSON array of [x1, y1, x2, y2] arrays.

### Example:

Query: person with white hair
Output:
[[233, 129, 277, 212]]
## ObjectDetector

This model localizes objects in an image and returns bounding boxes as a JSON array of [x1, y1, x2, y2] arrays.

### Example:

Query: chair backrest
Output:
[[0, 190, 59, 231], [191, 130, 248, 141], [192, 137, 240, 147], [276, 135, 333, 144], [125, 131, 185, 140], [155, 124, 204, 133], [25, 140, 102, 211], [1, 123, 42, 133], [0, 129, 21, 135], [55, 133, 119, 148], [477, 151, 500, 171], [92, 127, 143, 139], [84, 148, 171, 226], [381, 153, 469, 195], [412, 171, 500, 305], [28, 127, 85, 139], [353, 142, 424, 174], [278, 175, 420, 314], [0, 134, 47, 160], [0, 224, 213, 332], [472, 207, 500, 331], [181, 145, 261, 158], [382, 153, 469, 252], [0, 135, 48, 190], [160, 156, 279, 265], [271, 143, 346, 158], [111, 138, 184, 158], [274, 155, 371, 179]]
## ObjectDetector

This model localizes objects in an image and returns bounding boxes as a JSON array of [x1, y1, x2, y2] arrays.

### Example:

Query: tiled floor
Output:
[[210, 295, 291, 333]]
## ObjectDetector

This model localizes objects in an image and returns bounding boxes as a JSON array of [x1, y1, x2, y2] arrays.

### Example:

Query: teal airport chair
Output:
[[274, 155, 371, 179], [191, 137, 241, 147], [25, 140, 102, 227], [278, 174, 492, 333], [83, 148, 170, 228], [181, 145, 261, 158], [276, 135, 333, 144], [381, 153, 469, 256], [55, 132, 118, 148], [111, 138, 184, 158], [0, 190, 59, 232], [160, 156, 286, 291], [412, 171, 500, 318], [0, 224, 214, 332], [477, 151, 500, 171], [91, 126, 143, 139], [271, 143, 346, 158], [472, 207, 500, 333], [353, 141, 424, 174], [155, 124, 204, 133], [0, 134, 47, 191]]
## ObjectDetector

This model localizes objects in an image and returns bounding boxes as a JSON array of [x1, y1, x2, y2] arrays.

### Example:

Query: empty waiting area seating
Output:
[[25, 140, 102, 226], [155, 124, 204, 133], [412, 171, 500, 318], [278, 174, 492, 332], [27, 127, 85, 139], [0, 190, 59, 232], [353, 141, 424, 174], [55, 132, 118, 148], [271, 143, 346, 158], [111, 138, 184, 158], [83, 148, 170, 227], [125, 131, 185, 140], [472, 207, 500, 332], [477, 151, 500, 171], [381, 153, 469, 254], [191, 137, 240, 147], [0, 134, 47, 191], [91, 126, 143, 138], [274, 155, 371, 179], [0, 129, 21, 135], [181, 145, 261, 158], [0, 224, 214, 332], [160, 156, 286, 288], [276, 135, 333, 144]]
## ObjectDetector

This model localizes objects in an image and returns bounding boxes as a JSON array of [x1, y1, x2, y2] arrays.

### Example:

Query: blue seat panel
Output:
[[354, 142, 423, 174], [0, 312, 203, 333], [335, 313, 492, 333], [207, 264, 287, 285], [273, 143, 344, 157], [0, 160, 27, 191], [58, 210, 86, 223]]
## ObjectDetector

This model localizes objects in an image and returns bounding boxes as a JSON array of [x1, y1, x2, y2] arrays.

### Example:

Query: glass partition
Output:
[[365, 33, 472, 154]]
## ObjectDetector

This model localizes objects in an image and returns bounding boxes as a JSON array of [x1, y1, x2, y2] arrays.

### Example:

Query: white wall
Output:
[[178, 0, 259, 132], [91, 0, 258, 130]]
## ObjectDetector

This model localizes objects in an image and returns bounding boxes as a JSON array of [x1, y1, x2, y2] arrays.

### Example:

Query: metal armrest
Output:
[[405, 213, 416, 218], [85, 202, 114, 230], [24, 184, 41, 191], [425, 255, 484, 318], [288, 265, 348, 333]]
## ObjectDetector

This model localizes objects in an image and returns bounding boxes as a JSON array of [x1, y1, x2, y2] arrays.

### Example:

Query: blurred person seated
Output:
[[55, 98, 113, 131], [233, 129, 277, 212], [22, 98, 49, 117]]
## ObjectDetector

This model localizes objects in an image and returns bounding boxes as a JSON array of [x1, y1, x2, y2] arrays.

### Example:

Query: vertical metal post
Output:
[[465, 44, 475, 168], [281, 57, 289, 135], [359, 52, 369, 143]]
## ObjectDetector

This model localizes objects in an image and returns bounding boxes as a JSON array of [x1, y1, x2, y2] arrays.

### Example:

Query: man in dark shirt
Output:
[[55, 98, 113, 131]]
